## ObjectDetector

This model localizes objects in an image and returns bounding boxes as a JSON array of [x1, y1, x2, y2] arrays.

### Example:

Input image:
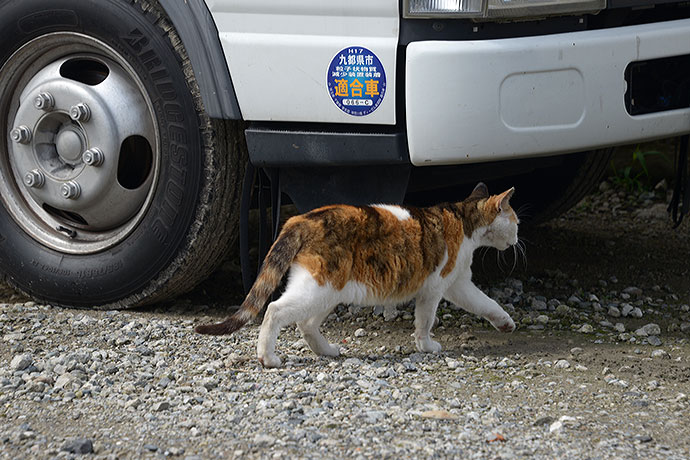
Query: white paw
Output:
[[490, 315, 516, 333], [319, 343, 341, 357], [415, 337, 443, 353], [258, 353, 282, 368]]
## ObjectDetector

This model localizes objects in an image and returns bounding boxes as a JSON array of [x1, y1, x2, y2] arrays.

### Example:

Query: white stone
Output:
[[10, 354, 32, 371], [554, 360, 571, 369]]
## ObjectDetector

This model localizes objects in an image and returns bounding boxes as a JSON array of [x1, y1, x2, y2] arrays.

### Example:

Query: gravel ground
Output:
[[1, 181, 689, 459]]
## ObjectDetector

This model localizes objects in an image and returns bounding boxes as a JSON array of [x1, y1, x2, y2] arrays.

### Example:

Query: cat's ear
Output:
[[496, 187, 515, 212], [469, 182, 489, 200]]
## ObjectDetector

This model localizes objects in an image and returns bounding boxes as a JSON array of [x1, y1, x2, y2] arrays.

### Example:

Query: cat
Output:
[[196, 182, 519, 368]]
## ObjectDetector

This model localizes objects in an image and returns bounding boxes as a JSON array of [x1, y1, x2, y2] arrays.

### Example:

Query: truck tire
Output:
[[510, 148, 614, 225], [0, 0, 245, 308]]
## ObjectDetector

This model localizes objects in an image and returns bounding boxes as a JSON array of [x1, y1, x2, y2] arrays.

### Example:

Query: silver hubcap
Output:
[[0, 33, 159, 254]]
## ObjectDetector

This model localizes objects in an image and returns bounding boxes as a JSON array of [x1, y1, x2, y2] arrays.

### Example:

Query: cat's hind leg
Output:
[[413, 293, 444, 353], [256, 298, 290, 368], [256, 265, 329, 368], [444, 278, 515, 332], [258, 296, 325, 367], [297, 306, 340, 358]]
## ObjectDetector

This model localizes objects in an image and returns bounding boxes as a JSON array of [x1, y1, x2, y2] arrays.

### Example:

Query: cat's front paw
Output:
[[415, 337, 443, 353], [258, 353, 282, 368], [490, 315, 516, 333], [318, 343, 341, 357]]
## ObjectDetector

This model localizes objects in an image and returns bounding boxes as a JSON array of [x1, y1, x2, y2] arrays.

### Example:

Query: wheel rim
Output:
[[0, 32, 160, 254]]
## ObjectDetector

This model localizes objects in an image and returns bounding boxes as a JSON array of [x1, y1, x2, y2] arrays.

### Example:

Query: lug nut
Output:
[[24, 170, 45, 188], [60, 181, 81, 199], [10, 126, 32, 144], [34, 92, 55, 111], [82, 147, 104, 166], [69, 103, 91, 122]]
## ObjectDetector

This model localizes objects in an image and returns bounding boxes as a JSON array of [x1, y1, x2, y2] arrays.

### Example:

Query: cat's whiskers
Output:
[[478, 246, 491, 271], [515, 238, 528, 268], [516, 204, 532, 222]]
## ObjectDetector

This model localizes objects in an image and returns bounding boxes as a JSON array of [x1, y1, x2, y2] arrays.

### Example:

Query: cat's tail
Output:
[[195, 221, 304, 336]]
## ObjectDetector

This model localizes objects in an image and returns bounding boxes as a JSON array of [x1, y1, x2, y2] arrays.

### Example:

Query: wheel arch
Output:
[[156, 0, 242, 120]]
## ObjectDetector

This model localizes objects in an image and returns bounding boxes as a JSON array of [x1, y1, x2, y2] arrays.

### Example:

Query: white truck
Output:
[[0, 0, 688, 307]]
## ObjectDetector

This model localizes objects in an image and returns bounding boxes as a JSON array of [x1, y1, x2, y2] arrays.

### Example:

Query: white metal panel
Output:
[[206, 0, 399, 124], [406, 19, 690, 165]]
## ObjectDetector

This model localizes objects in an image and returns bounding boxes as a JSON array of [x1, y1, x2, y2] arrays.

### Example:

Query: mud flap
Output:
[[669, 134, 690, 228], [239, 163, 282, 293]]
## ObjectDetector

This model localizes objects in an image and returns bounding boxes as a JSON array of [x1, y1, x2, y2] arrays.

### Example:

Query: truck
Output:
[[0, 0, 688, 308]]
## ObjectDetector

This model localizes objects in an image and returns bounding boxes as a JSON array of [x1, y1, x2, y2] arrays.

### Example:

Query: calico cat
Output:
[[196, 183, 519, 368]]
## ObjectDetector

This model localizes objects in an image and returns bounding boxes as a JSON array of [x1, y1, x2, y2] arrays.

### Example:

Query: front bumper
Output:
[[405, 19, 690, 166]]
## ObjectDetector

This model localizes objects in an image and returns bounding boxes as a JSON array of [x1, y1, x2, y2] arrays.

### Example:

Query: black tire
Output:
[[0, 0, 246, 308], [506, 148, 614, 225], [407, 149, 613, 224]]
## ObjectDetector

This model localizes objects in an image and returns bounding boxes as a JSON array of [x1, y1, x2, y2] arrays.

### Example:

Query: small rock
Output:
[[152, 401, 171, 412], [569, 347, 583, 357], [578, 324, 594, 334], [647, 336, 662, 346], [362, 410, 386, 423], [54, 374, 76, 390], [620, 304, 634, 317], [631, 307, 643, 318], [651, 349, 670, 359], [607, 307, 621, 318], [354, 328, 366, 337], [383, 306, 399, 321], [549, 421, 563, 433], [342, 358, 362, 367], [635, 323, 660, 337], [681, 323, 690, 333], [532, 300, 547, 311], [533, 416, 554, 426], [623, 286, 643, 297], [614, 323, 625, 333], [535, 315, 549, 325], [61, 438, 94, 454], [555, 305, 571, 316], [291, 339, 308, 350], [420, 409, 457, 420], [445, 358, 461, 370], [167, 447, 185, 456], [635, 203, 668, 220], [554, 359, 571, 369], [497, 357, 516, 368], [635, 434, 653, 443], [654, 179, 667, 192], [253, 434, 276, 447], [10, 354, 32, 371]]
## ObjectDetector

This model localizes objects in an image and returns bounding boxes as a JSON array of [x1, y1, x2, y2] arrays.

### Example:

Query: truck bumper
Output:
[[406, 19, 690, 166]]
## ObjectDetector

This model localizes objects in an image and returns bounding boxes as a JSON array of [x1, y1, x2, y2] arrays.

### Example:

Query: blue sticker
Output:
[[327, 47, 386, 116]]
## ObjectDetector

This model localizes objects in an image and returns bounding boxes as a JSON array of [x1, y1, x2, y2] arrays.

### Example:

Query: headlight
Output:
[[404, 0, 606, 19], [406, 0, 484, 17]]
